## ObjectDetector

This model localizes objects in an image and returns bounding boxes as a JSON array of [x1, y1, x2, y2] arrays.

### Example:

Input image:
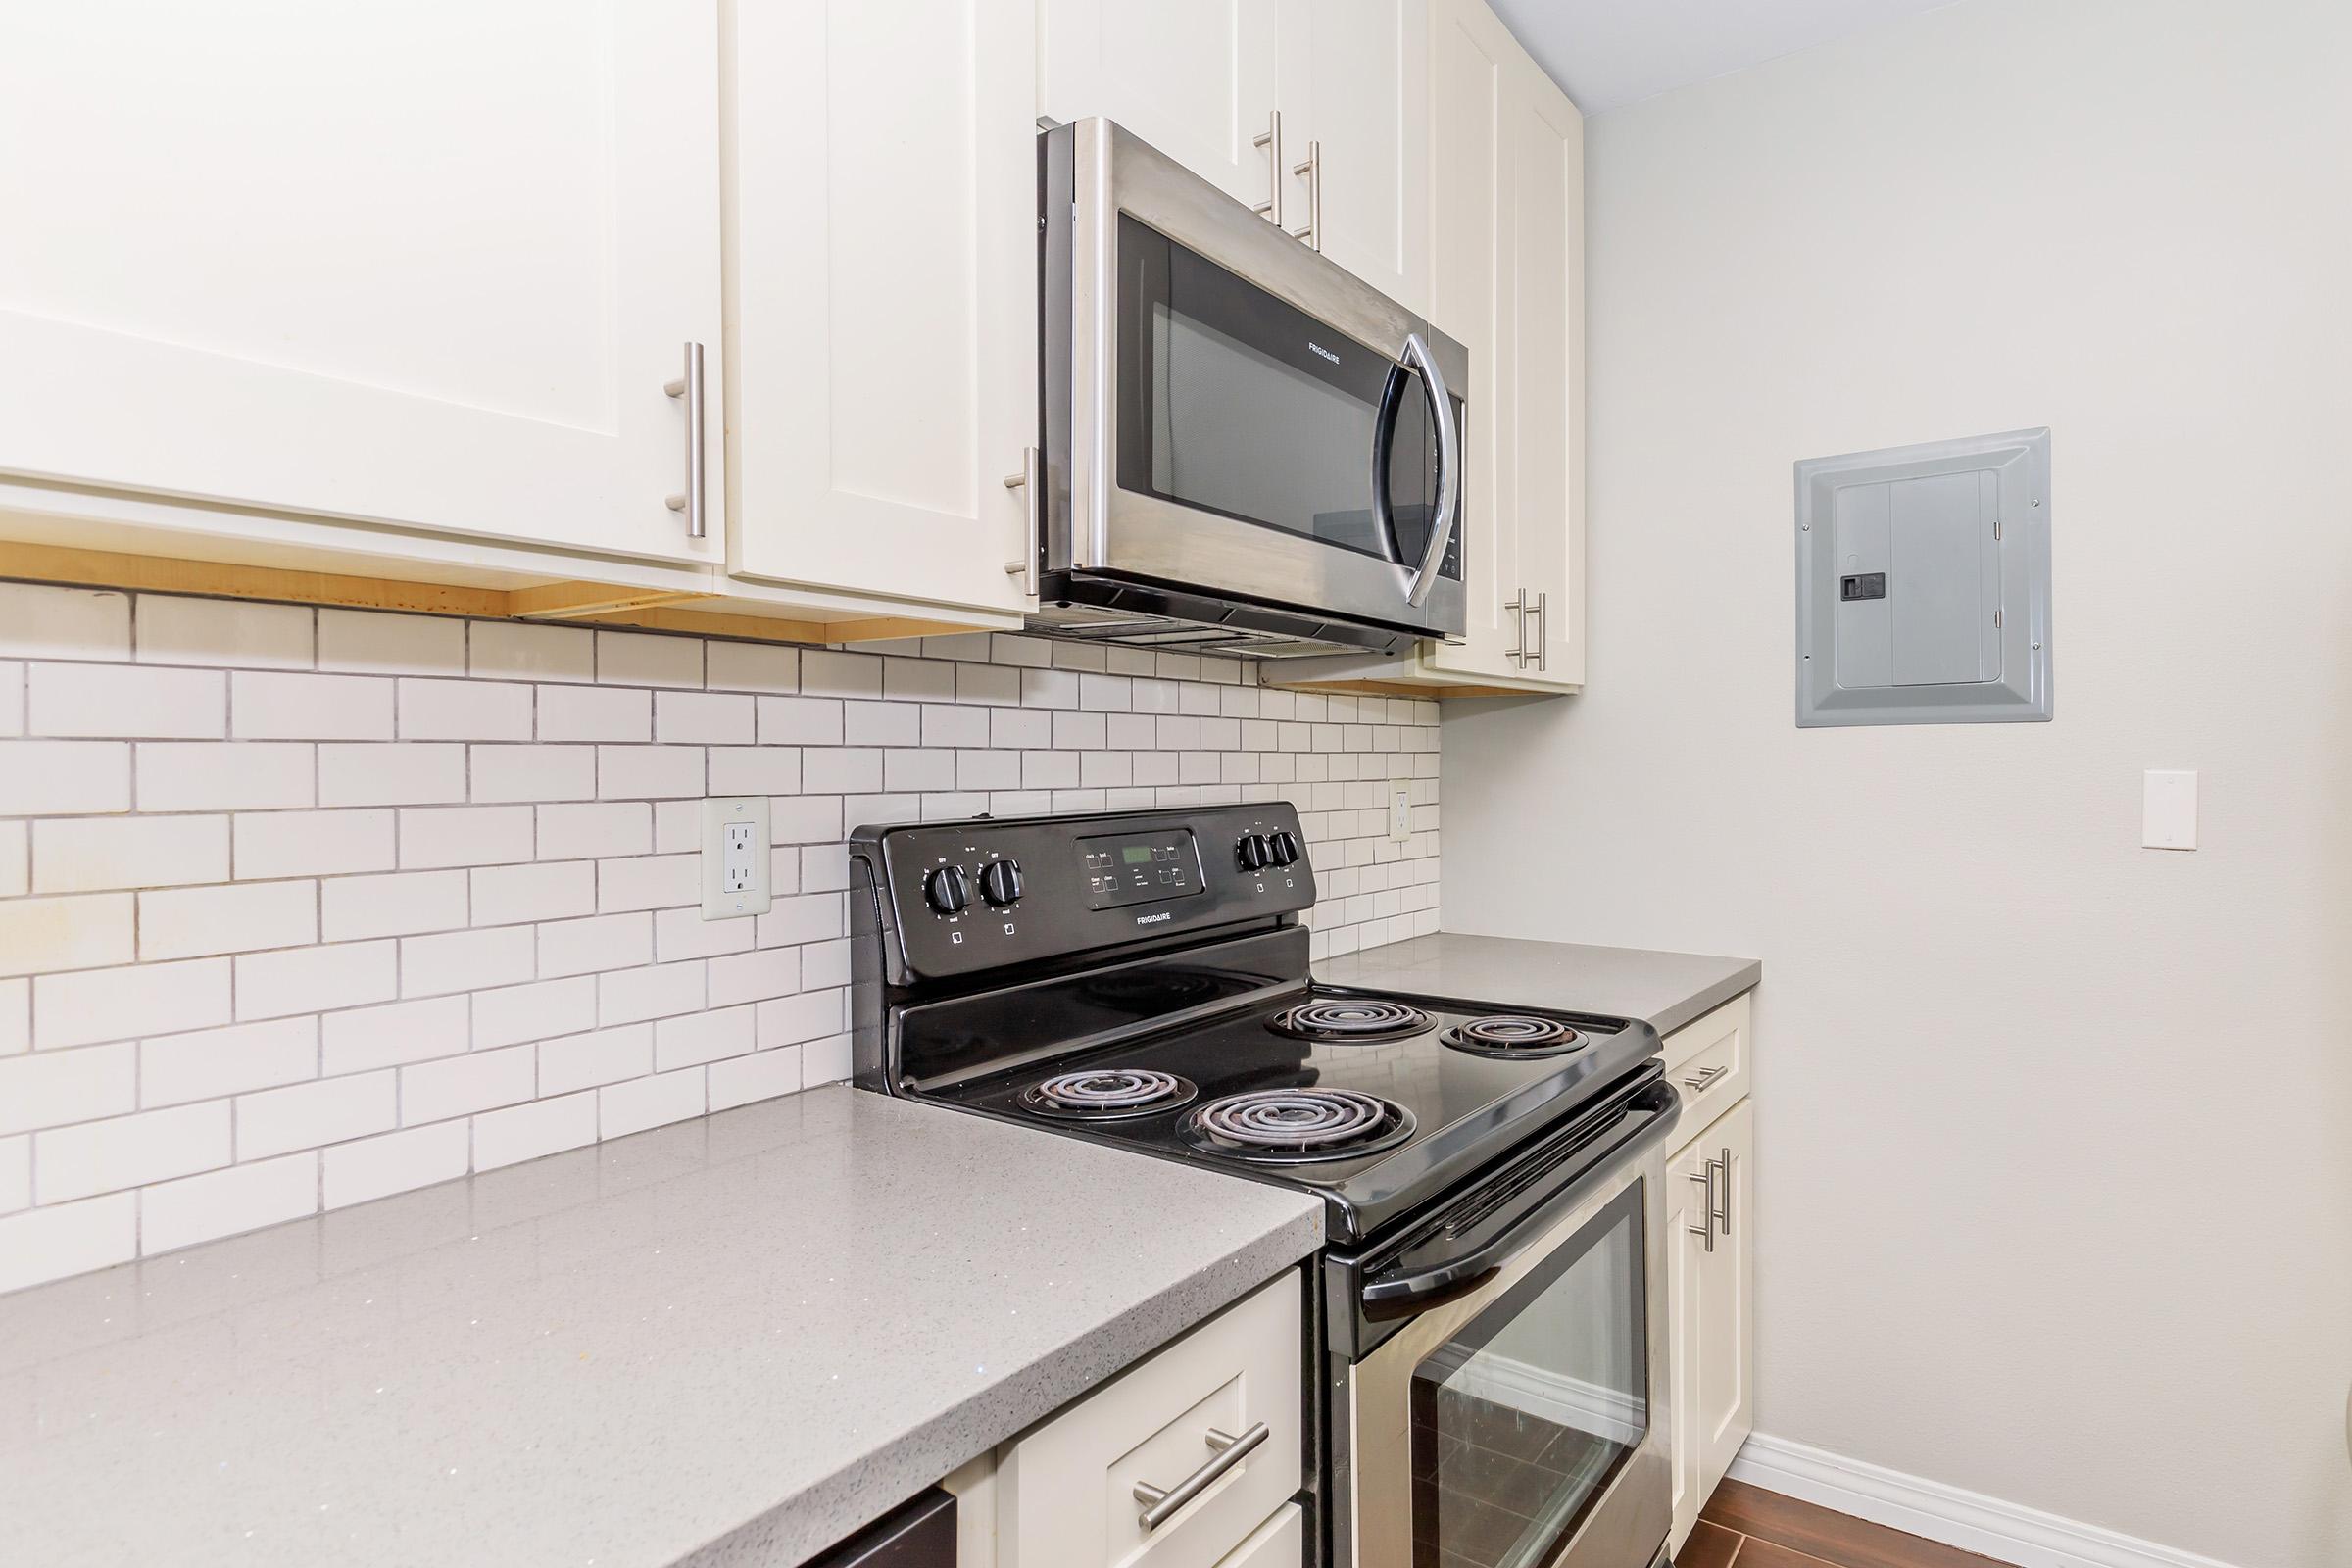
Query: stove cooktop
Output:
[[926, 981, 1659, 1243]]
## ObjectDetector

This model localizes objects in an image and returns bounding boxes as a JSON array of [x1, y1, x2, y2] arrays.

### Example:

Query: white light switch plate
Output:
[[2142, 770, 2197, 851], [701, 797, 773, 919]]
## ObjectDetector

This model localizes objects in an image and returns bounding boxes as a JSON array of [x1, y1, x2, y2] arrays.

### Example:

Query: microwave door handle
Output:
[[1358, 1079, 1681, 1310], [1400, 331, 1459, 609]]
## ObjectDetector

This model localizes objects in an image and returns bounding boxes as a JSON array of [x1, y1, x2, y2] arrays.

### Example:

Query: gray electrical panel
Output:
[[1795, 427, 2052, 726]]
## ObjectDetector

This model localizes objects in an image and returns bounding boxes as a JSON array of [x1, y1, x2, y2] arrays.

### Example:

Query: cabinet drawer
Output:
[[1215, 1503, 1302, 1568], [999, 1270, 1302, 1568], [1662, 993, 1750, 1139]]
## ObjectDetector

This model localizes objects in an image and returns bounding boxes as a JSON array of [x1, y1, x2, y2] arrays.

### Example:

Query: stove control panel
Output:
[[852, 804, 1315, 983]]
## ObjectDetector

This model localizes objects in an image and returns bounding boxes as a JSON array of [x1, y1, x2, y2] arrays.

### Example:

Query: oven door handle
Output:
[[1359, 1079, 1682, 1310], [1400, 331, 1459, 610]]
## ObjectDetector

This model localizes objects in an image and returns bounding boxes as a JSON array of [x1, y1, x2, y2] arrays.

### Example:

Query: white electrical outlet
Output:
[[1390, 788, 1412, 843], [701, 797, 773, 919]]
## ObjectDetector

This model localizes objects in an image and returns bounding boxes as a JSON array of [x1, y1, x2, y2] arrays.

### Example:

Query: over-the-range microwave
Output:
[[1031, 118, 1467, 659]]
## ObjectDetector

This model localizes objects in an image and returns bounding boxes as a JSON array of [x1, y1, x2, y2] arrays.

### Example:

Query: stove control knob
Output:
[[1237, 833, 1270, 871], [922, 864, 970, 915], [1266, 830, 1301, 867], [978, 858, 1024, 906]]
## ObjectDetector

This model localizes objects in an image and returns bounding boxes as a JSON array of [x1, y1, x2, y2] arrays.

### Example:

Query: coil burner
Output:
[[1266, 999, 1434, 1044], [1440, 1014, 1586, 1059], [1181, 1088, 1416, 1162], [1019, 1068, 1197, 1121]]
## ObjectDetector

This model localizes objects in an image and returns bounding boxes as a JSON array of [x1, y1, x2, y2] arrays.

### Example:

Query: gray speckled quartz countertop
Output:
[[0, 1086, 1322, 1568], [1320, 933, 1759, 1036]]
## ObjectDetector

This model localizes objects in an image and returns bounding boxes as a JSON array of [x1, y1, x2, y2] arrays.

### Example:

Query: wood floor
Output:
[[1684, 1481, 2015, 1568]]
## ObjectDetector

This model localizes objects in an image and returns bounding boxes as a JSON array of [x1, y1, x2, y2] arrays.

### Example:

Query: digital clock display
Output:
[[1079, 830, 1203, 910]]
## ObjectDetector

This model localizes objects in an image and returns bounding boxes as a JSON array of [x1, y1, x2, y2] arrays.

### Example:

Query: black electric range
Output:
[[848, 802, 1666, 1243], [850, 804, 1682, 1568]]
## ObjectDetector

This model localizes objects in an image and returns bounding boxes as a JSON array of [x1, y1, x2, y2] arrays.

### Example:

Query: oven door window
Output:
[[1114, 215, 1462, 581], [1408, 1183, 1648, 1568]]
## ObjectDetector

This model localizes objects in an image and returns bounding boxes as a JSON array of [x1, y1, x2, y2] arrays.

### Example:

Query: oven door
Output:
[[1341, 1087, 1676, 1568], [1044, 118, 1466, 640]]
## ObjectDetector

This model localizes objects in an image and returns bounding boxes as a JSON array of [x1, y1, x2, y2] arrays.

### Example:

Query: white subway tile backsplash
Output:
[[0, 584, 131, 662], [0, 590, 1434, 1296], [141, 1017, 318, 1107], [236, 1070, 396, 1159], [36, 1101, 229, 1200], [141, 1152, 317, 1253], [139, 880, 316, 960], [319, 996, 468, 1075], [472, 1091, 595, 1171], [0, 1194, 136, 1293], [28, 662, 223, 738], [0, 740, 131, 816], [469, 621, 591, 683], [237, 941, 398, 1021], [398, 677, 534, 742], [137, 597, 311, 669], [235, 808, 394, 879], [599, 1067, 705, 1138], [401, 925, 534, 999], [35, 958, 232, 1050], [318, 609, 466, 675], [0, 1044, 136, 1135], [402, 1043, 535, 1124], [704, 642, 798, 695], [323, 1119, 470, 1208], [321, 869, 469, 943]]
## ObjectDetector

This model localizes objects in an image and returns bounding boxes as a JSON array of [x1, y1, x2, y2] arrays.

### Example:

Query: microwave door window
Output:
[[1120, 216, 1419, 564]]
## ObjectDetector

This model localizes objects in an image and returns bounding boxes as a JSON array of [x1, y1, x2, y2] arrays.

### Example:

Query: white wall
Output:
[[1443, 2, 2352, 1563]]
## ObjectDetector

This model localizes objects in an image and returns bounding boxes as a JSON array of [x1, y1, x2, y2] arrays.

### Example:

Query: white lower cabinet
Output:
[[997, 1269, 1303, 1568], [1664, 997, 1757, 1555]]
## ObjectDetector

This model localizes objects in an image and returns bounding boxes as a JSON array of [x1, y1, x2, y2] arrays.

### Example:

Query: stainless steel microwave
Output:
[[1033, 119, 1467, 659]]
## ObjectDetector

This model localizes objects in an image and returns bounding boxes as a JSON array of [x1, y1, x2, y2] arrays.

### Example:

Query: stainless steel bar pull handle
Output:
[[1289, 140, 1321, 250], [1714, 1148, 1734, 1237], [1531, 591, 1548, 672], [1251, 111, 1283, 227], [1132, 1420, 1268, 1531], [1503, 591, 1525, 664], [1681, 1064, 1729, 1092], [1003, 446, 1041, 597], [664, 341, 707, 539], [1685, 1167, 1716, 1253], [1400, 332, 1459, 609]]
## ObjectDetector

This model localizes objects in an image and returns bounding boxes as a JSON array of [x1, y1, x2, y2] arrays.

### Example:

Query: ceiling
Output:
[[1486, 0, 1957, 114]]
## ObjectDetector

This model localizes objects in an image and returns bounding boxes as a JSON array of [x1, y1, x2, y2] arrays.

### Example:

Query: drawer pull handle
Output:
[[1681, 1064, 1729, 1092], [1132, 1421, 1269, 1531]]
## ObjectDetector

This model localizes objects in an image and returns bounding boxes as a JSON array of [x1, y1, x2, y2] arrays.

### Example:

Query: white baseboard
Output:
[[1725, 1433, 2244, 1568]]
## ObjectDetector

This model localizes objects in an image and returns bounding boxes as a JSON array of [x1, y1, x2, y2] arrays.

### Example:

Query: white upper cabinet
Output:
[[1419, 0, 1517, 681], [726, 0, 1036, 617], [1041, 0, 1283, 211], [0, 1, 722, 565], [1278, 0, 1431, 314], [1500, 54, 1585, 686]]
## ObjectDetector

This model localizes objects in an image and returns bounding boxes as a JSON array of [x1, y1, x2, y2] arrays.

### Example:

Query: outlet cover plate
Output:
[[701, 797, 773, 920]]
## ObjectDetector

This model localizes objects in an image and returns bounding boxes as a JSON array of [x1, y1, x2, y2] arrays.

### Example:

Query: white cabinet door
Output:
[[0, 1, 721, 565], [727, 0, 1035, 616], [1278, 0, 1430, 314], [1501, 58, 1585, 686], [1040, 0, 1283, 211], [1697, 1099, 1756, 1497], [1420, 0, 1518, 682]]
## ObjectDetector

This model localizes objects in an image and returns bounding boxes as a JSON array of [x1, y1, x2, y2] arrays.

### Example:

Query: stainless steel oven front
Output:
[[1038, 118, 1468, 657], [1324, 1076, 1679, 1568]]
